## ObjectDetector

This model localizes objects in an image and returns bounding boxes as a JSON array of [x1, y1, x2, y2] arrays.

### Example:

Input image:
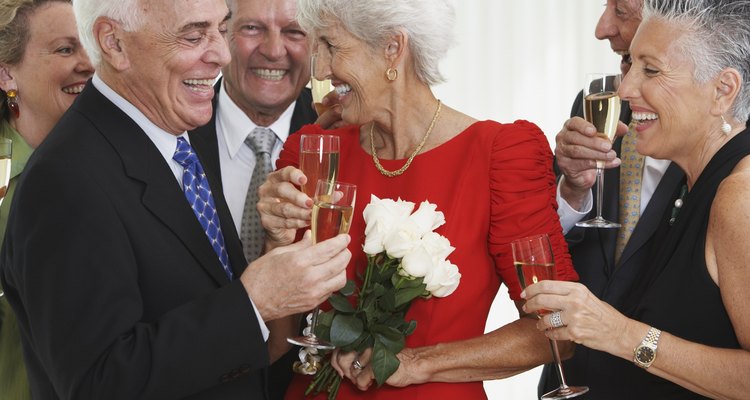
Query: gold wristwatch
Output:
[[633, 327, 661, 369]]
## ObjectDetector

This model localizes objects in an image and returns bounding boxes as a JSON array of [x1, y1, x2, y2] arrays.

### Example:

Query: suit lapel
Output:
[[290, 88, 316, 135], [79, 84, 232, 285], [617, 162, 685, 266]]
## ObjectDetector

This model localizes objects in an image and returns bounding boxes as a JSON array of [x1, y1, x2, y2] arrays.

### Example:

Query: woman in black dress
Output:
[[524, 1, 750, 399]]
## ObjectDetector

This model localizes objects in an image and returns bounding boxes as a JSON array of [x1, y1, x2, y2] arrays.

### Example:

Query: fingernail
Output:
[[520, 290, 526, 299]]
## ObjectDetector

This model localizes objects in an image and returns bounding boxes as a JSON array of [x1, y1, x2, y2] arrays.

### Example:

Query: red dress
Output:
[[279, 120, 576, 399]]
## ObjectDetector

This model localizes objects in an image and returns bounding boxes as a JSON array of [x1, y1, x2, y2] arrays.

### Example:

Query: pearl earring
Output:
[[721, 115, 732, 135]]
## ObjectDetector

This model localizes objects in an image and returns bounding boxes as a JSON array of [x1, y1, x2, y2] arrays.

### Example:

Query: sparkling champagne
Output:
[[300, 150, 339, 197], [584, 91, 621, 168], [0, 156, 10, 207], [311, 200, 353, 244], [311, 78, 333, 115], [515, 261, 555, 315]]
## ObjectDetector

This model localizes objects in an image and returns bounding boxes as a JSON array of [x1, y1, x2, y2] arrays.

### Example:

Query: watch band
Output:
[[634, 327, 661, 368]]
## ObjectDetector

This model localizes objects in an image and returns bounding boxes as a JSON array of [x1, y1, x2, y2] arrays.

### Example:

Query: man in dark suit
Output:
[[0, 0, 350, 399], [539, 0, 685, 397], [188, 0, 329, 398]]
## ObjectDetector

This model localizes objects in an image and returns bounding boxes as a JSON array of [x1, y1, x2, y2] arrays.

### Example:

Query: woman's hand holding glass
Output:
[[512, 234, 588, 399], [257, 166, 314, 250], [523, 280, 636, 358]]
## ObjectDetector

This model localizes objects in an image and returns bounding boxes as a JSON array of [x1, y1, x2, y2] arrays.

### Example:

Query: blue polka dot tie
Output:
[[173, 137, 233, 280], [615, 124, 644, 263]]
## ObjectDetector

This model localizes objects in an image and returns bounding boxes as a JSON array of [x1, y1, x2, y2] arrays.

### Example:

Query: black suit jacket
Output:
[[540, 91, 685, 398], [189, 81, 316, 400], [0, 82, 270, 400]]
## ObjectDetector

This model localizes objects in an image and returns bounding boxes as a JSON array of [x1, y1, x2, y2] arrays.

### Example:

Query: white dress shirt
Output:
[[557, 156, 671, 234], [92, 74, 270, 341], [215, 81, 296, 235]]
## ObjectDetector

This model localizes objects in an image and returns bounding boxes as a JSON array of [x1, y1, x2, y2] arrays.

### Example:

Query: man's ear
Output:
[[94, 16, 129, 71]]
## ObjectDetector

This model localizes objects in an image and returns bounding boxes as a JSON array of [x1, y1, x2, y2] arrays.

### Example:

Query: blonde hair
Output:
[[0, 0, 70, 120]]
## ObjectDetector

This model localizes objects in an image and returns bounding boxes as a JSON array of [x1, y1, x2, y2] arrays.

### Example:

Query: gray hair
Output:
[[643, 0, 750, 122], [72, 0, 143, 67], [296, 0, 454, 86]]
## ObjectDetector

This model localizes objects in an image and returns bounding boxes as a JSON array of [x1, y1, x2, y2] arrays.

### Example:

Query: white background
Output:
[[430, 1, 621, 399]]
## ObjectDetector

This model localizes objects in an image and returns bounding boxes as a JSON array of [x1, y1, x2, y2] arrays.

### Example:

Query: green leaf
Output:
[[313, 310, 335, 339], [340, 280, 356, 296], [372, 324, 405, 354], [329, 293, 355, 313], [394, 284, 427, 308], [404, 320, 417, 336], [330, 314, 364, 347], [371, 340, 401, 387]]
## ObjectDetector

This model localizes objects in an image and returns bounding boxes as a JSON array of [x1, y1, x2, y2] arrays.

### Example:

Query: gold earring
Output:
[[385, 68, 398, 81], [6, 89, 18, 119]]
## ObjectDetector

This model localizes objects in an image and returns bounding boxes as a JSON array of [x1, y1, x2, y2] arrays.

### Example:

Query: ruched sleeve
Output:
[[488, 120, 577, 300]]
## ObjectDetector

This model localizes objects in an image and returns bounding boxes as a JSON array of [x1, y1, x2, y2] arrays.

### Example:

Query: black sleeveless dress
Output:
[[604, 128, 750, 399]]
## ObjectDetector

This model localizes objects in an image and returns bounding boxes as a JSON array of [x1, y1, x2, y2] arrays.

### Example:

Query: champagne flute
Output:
[[287, 179, 357, 350], [0, 137, 10, 298], [512, 234, 589, 400], [576, 72, 622, 229], [310, 52, 335, 115], [299, 134, 339, 198]]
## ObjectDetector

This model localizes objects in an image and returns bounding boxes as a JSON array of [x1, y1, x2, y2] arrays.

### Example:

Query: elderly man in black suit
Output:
[[0, 0, 350, 399]]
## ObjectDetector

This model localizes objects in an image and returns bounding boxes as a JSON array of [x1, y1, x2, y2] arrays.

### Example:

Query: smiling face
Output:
[[619, 18, 716, 162], [4, 2, 94, 146], [112, 0, 231, 134], [312, 20, 389, 126], [595, 0, 643, 76], [222, 0, 310, 125]]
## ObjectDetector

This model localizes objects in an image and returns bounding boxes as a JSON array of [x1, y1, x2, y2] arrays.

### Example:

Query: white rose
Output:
[[399, 246, 433, 278], [424, 259, 461, 297], [419, 232, 454, 261], [362, 195, 414, 254], [382, 222, 422, 258], [407, 201, 446, 237]]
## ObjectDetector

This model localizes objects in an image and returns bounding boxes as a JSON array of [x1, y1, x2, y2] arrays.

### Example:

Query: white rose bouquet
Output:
[[302, 195, 461, 399]]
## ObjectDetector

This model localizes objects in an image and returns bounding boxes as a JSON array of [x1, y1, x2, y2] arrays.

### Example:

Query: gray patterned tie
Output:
[[241, 127, 276, 262]]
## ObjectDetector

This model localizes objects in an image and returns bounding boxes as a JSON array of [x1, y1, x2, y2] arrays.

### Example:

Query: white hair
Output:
[[296, 0, 454, 86], [643, 0, 750, 122], [72, 0, 143, 66]]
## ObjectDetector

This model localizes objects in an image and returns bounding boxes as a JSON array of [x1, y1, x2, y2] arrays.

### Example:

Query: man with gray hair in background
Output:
[[0, 0, 351, 398]]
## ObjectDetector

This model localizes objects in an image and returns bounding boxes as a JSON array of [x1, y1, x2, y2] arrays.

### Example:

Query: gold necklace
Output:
[[370, 99, 442, 177]]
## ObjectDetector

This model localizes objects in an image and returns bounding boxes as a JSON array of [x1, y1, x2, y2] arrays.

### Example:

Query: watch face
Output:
[[636, 346, 655, 363]]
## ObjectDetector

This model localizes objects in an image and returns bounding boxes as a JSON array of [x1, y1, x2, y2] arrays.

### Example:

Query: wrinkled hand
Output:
[[257, 166, 312, 250], [241, 231, 351, 321], [555, 117, 627, 208], [331, 348, 375, 391], [331, 347, 423, 391], [521, 280, 630, 354], [314, 91, 347, 130]]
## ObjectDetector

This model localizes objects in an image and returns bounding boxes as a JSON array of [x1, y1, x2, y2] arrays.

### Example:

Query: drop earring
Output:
[[6, 89, 18, 119], [721, 115, 731, 134]]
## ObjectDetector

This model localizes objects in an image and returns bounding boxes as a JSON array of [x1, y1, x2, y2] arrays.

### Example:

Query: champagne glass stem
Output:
[[595, 167, 605, 219], [549, 339, 571, 389], [309, 306, 321, 337]]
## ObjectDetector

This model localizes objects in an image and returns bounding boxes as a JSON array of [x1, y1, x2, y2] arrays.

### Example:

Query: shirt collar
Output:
[[217, 80, 295, 158], [93, 74, 187, 162]]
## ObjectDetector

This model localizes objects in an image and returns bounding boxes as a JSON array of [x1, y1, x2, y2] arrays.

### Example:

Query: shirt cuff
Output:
[[556, 177, 593, 234], [249, 297, 270, 341]]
